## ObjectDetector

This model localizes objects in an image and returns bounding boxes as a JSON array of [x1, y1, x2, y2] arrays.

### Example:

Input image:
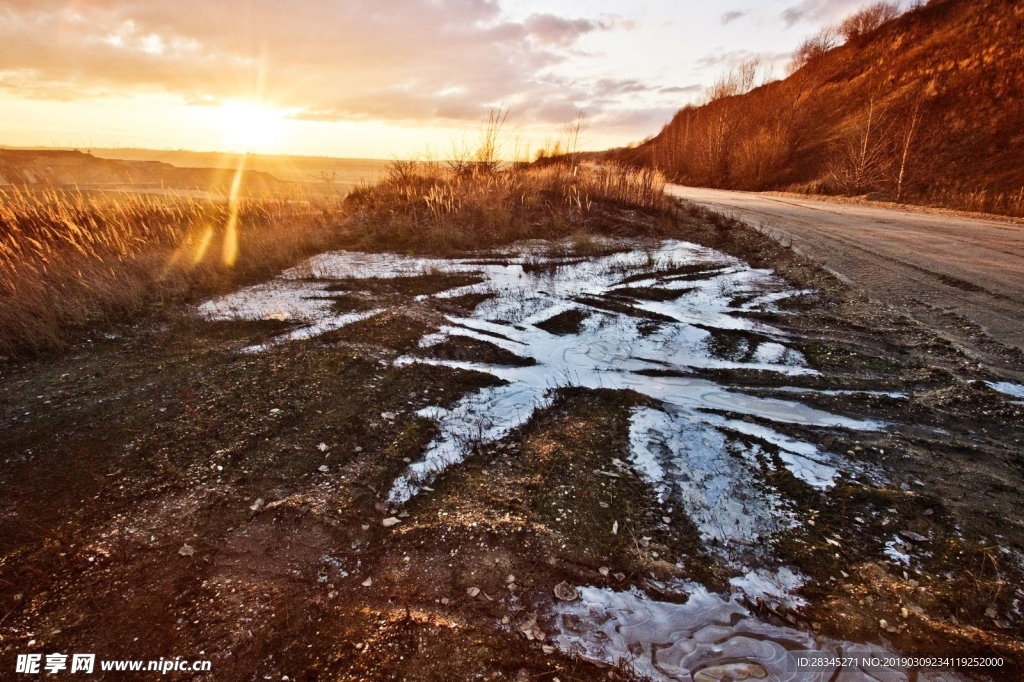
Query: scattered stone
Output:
[[611, 520, 618, 535], [879, 619, 888, 629], [613, 572, 626, 582], [985, 606, 998, 620], [317, 442, 329, 452], [517, 614, 545, 641], [899, 530, 929, 543], [506, 574, 516, 584], [361, 524, 370, 531], [250, 498, 264, 512], [178, 544, 195, 557], [382, 517, 401, 527], [466, 587, 481, 598], [318, 465, 329, 473], [541, 645, 555, 655], [598, 567, 610, 577], [361, 578, 372, 587], [553, 582, 578, 601]]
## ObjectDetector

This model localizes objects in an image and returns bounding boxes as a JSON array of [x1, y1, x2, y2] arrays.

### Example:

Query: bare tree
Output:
[[829, 98, 894, 193], [895, 95, 925, 201]]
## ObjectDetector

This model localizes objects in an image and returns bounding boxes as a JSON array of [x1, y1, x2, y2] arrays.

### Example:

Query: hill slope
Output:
[[617, 0, 1024, 215], [0, 149, 285, 193]]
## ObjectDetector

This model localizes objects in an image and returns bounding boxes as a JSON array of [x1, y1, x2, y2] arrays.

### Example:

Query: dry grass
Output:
[[0, 186, 345, 357], [0, 161, 669, 357], [340, 161, 670, 254]]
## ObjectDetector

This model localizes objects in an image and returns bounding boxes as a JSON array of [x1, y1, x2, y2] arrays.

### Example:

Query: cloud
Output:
[[0, 0, 641, 127], [720, 11, 747, 25], [780, 0, 870, 27]]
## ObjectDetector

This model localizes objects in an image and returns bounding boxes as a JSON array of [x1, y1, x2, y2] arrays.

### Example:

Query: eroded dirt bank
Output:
[[2, 207, 1023, 681]]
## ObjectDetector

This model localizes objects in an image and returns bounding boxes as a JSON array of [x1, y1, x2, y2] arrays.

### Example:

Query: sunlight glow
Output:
[[209, 101, 292, 152]]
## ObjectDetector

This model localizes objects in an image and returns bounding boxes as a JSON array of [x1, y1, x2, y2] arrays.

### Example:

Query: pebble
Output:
[[467, 587, 481, 598], [361, 578, 372, 587], [382, 517, 401, 527], [553, 582, 578, 601], [899, 530, 929, 542]]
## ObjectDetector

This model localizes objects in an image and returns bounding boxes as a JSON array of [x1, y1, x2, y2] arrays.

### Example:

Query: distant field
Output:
[[89, 148, 389, 190]]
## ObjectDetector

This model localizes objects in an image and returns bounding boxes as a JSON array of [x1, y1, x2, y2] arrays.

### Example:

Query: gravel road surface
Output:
[[669, 185, 1024, 370]]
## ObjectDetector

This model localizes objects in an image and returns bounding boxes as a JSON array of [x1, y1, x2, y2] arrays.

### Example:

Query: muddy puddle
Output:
[[200, 240, 969, 680]]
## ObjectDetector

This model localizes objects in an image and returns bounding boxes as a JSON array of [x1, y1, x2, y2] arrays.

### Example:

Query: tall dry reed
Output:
[[0, 187, 343, 356]]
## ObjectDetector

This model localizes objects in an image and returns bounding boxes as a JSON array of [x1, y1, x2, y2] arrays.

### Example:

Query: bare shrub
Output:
[[789, 26, 840, 72], [839, 2, 901, 44]]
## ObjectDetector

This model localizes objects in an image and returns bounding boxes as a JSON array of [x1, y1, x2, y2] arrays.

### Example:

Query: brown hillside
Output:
[[617, 0, 1024, 215], [0, 149, 285, 194]]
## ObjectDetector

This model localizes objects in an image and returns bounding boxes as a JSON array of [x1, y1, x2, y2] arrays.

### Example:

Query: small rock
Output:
[[662, 516, 671, 524], [361, 578, 372, 587], [899, 530, 929, 543], [178, 544, 195, 557], [598, 567, 610, 577], [440, 597, 450, 605], [250, 498, 264, 511], [467, 587, 481, 598], [506, 574, 516, 584], [611, 520, 618, 535], [270, 408, 282, 414], [901, 607, 909, 619], [382, 517, 401, 527], [613, 572, 626, 582], [985, 606, 998, 620], [541, 645, 555, 655], [879, 619, 888, 629], [317, 443, 329, 452], [553, 582, 578, 601], [318, 465, 329, 473], [361, 524, 370, 531]]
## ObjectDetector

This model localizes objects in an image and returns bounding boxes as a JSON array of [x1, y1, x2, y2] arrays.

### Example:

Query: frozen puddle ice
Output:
[[194, 239, 954, 676], [551, 584, 962, 682], [202, 239, 885, 575]]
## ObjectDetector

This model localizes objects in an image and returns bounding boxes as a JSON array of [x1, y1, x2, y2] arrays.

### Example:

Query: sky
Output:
[[0, 0, 897, 158]]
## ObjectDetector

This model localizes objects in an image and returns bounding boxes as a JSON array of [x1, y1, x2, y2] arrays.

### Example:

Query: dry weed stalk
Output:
[[0, 187, 342, 356]]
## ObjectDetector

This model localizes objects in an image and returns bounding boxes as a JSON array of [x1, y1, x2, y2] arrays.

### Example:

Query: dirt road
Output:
[[668, 186, 1024, 371]]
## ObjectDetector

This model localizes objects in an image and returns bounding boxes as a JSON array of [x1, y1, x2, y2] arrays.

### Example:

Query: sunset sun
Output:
[[209, 100, 291, 152]]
